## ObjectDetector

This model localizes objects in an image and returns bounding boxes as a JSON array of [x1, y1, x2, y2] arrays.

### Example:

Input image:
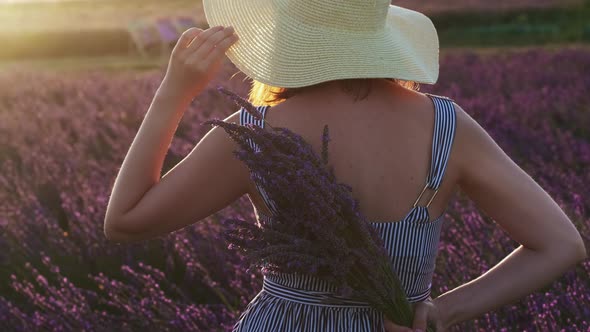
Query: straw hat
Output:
[[201, 0, 439, 88]]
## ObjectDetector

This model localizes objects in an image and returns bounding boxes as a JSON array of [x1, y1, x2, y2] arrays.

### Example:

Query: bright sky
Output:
[[0, 0, 88, 3]]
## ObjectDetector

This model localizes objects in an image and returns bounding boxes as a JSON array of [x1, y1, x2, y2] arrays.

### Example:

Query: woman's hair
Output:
[[247, 78, 420, 107]]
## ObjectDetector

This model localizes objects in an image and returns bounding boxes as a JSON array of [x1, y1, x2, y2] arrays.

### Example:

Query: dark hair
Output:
[[248, 78, 420, 107]]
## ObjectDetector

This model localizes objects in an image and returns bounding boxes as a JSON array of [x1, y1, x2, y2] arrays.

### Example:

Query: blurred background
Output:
[[0, 0, 589, 69], [1, 1, 589, 331]]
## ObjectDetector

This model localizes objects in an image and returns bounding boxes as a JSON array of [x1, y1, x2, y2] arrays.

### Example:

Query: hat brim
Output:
[[202, 0, 439, 87]]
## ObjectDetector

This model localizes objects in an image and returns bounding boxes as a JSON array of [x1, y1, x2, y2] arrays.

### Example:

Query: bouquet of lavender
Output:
[[203, 86, 435, 332]]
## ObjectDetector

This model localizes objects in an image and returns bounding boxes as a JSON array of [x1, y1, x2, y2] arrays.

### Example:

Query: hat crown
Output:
[[279, 0, 390, 32], [202, 0, 439, 87]]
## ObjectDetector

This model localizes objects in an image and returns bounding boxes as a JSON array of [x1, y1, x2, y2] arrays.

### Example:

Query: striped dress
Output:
[[233, 93, 457, 331]]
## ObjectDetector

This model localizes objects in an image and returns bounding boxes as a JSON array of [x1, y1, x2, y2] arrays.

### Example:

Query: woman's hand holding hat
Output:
[[160, 25, 239, 104]]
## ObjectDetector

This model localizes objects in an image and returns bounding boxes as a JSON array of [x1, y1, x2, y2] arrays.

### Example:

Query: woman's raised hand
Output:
[[383, 297, 449, 332], [160, 25, 239, 102]]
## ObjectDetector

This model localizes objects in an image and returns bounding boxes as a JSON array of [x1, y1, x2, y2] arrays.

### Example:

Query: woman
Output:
[[103, 0, 587, 331]]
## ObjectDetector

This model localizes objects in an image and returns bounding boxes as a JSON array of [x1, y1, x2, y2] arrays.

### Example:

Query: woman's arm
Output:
[[434, 102, 587, 328], [104, 26, 241, 241]]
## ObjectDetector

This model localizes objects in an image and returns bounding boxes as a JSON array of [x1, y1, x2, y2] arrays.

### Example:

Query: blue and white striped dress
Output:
[[233, 93, 457, 331]]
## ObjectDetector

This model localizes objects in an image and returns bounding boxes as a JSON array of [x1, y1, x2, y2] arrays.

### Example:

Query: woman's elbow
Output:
[[103, 218, 139, 243], [541, 232, 587, 264], [104, 224, 130, 243], [559, 233, 587, 263], [571, 238, 587, 262]]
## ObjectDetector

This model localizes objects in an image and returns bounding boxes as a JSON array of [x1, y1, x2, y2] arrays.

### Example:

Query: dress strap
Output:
[[413, 93, 457, 208], [238, 104, 280, 216], [239, 105, 270, 152], [239, 105, 269, 127]]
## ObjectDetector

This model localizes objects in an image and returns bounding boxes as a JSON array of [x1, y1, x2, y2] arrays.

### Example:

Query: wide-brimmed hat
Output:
[[202, 0, 439, 88]]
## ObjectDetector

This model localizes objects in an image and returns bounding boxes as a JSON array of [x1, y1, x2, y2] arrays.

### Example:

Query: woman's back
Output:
[[245, 79, 459, 228], [231, 79, 460, 330]]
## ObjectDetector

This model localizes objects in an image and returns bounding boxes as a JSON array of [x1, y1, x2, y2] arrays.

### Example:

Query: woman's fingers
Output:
[[412, 303, 429, 331], [174, 27, 202, 51], [188, 25, 232, 56], [180, 25, 221, 54], [202, 32, 238, 64], [384, 318, 413, 332]]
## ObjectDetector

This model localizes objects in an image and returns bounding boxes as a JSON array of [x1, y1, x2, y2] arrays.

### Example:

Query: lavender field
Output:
[[1, 47, 589, 331]]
